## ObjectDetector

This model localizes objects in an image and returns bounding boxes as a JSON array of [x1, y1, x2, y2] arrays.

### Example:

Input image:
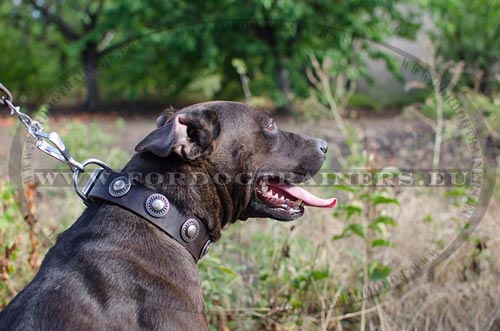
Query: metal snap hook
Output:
[[0, 83, 13, 105]]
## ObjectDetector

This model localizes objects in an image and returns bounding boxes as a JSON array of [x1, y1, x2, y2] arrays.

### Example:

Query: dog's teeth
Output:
[[273, 193, 278, 199], [262, 182, 268, 192], [295, 199, 302, 205]]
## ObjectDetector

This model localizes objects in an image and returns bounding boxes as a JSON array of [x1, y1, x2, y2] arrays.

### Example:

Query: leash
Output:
[[1, 83, 110, 203], [1, 83, 211, 262]]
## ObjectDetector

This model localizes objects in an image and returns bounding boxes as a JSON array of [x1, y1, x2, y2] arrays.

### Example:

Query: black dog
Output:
[[0, 101, 336, 330]]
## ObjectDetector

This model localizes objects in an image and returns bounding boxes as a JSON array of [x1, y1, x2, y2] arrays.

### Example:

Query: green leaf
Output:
[[369, 263, 392, 281], [466, 197, 478, 205], [371, 223, 388, 237], [333, 221, 368, 240], [291, 298, 304, 309], [347, 224, 366, 239], [312, 270, 329, 280], [215, 266, 238, 277], [332, 230, 348, 240], [446, 187, 467, 197], [373, 215, 396, 227], [371, 239, 395, 248], [346, 205, 363, 219], [372, 195, 400, 205]]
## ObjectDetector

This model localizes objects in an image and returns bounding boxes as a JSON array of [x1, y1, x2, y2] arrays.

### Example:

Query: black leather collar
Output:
[[86, 170, 211, 263]]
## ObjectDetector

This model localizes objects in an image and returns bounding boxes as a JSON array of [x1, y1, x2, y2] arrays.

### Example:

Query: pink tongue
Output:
[[269, 182, 337, 208]]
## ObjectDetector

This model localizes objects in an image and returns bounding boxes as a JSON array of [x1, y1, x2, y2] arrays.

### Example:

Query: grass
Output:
[[198, 186, 500, 330]]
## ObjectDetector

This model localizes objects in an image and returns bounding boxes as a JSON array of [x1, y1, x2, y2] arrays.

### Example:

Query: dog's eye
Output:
[[265, 120, 277, 132]]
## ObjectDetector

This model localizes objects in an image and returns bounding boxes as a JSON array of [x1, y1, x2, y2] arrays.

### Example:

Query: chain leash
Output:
[[1, 83, 110, 204]]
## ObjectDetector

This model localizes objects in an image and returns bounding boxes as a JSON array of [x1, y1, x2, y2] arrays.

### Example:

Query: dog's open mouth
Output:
[[254, 177, 337, 218]]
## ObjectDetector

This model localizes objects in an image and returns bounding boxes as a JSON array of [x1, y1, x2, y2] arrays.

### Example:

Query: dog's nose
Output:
[[315, 138, 328, 154]]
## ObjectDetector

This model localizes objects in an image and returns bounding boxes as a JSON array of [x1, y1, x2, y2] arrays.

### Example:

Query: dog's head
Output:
[[134, 102, 336, 232]]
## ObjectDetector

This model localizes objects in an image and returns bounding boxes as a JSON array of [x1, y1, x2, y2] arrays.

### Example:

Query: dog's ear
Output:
[[135, 109, 220, 160], [156, 106, 178, 128]]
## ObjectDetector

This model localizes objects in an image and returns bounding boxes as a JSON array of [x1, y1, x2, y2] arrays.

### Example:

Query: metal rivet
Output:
[[113, 180, 125, 191], [151, 199, 165, 211], [187, 224, 197, 237], [181, 219, 199, 242], [109, 176, 131, 197], [145, 194, 169, 217], [200, 240, 211, 259]]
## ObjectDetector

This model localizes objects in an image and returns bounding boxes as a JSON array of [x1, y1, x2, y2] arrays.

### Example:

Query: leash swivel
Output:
[[1, 82, 110, 204]]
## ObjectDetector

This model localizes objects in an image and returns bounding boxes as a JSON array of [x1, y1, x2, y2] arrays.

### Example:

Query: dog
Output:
[[0, 101, 336, 330]]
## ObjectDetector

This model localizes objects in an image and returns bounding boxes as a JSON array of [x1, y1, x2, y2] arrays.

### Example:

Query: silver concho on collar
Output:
[[145, 193, 170, 217], [180, 219, 200, 242], [200, 240, 211, 259], [109, 176, 132, 197]]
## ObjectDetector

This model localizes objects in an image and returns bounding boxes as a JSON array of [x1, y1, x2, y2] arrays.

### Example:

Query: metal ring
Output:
[[73, 169, 87, 202], [80, 158, 110, 173], [73, 159, 112, 203]]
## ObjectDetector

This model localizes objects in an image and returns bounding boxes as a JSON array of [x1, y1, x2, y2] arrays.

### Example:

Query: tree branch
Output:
[[98, 34, 141, 57], [83, 0, 104, 33], [30, 0, 81, 41]]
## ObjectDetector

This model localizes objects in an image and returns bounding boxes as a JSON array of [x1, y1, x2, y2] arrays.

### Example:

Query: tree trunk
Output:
[[276, 66, 293, 115], [254, 19, 294, 115], [82, 42, 100, 111], [481, 59, 500, 97]]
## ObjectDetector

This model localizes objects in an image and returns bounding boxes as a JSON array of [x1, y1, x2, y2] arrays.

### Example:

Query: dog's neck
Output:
[[122, 152, 239, 241]]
